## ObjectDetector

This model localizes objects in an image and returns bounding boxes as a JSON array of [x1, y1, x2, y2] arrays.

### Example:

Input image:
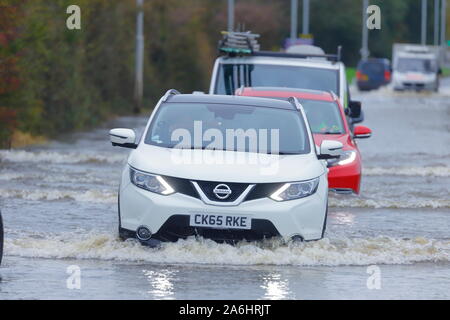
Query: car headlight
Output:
[[129, 167, 175, 195], [327, 150, 356, 167], [270, 178, 320, 201]]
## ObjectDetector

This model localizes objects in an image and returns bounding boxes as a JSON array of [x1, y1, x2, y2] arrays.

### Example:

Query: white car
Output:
[[110, 90, 342, 246]]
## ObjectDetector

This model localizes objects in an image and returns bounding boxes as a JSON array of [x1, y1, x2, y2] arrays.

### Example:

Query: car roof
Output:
[[217, 55, 341, 70], [238, 87, 336, 102], [167, 94, 296, 110], [358, 58, 390, 65]]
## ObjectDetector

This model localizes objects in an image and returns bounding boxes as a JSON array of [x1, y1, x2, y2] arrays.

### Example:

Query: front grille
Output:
[[403, 82, 425, 88], [161, 175, 283, 203], [196, 180, 250, 202], [153, 215, 280, 243], [162, 175, 198, 198]]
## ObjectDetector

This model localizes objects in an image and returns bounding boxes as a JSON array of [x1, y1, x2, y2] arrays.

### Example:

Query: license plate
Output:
[[407, 74, 424, 81], [189, 213, 252, 230]]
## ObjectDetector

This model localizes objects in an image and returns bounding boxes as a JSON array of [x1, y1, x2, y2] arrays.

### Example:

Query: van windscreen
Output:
[[216, 64, 339, 95]]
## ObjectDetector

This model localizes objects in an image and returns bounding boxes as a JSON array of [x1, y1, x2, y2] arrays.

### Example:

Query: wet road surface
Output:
[[0, 80, 449, 299]]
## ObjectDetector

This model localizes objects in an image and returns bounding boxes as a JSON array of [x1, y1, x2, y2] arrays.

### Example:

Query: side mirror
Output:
[[438, 68, 443, 75], [317, 140, 343, 160], [349, 100, 364, 124], [110, 128, 137, 149], [353, 126, 372, 139], [349, 100, 362, 118]]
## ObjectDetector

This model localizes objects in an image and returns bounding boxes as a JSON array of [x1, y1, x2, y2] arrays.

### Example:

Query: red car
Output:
[[236, 87, 372, 194]]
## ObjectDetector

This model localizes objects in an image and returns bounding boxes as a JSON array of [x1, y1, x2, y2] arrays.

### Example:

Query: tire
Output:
[[0, 211, 3, 266]]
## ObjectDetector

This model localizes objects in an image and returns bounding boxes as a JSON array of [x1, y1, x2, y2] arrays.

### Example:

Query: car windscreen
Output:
[[215, 63, 339, 95], [252, 96, 345, 135], [300, 100, 345, 134], [397, 58, 437, 73], [145, 102, 311, 155]]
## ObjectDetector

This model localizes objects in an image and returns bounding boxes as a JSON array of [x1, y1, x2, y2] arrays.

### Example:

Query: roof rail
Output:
[[329, 90, 339, 100], [162, 89, 180, 102], [252, 46, 342, 62], [287, 97, 300, 110]]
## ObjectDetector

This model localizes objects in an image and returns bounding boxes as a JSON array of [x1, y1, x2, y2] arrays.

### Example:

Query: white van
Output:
[[209, 34, 364, 125], [392, 44, 441, 92]]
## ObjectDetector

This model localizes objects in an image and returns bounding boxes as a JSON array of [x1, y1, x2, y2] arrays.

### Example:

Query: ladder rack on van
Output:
[[218, 31, 261, 55], [218, 31, 342, 62]]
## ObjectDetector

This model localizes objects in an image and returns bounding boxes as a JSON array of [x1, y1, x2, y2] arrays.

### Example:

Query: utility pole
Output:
[[302, 0, 310, 35], [134, 0, 144, 114], [441, 0, 447, 47], [291, 0, 298, 40], [421, 0, 428, 45], [228, 0, 234, 32], [361, 0, 369, 60], [434, 0, 440, 45]]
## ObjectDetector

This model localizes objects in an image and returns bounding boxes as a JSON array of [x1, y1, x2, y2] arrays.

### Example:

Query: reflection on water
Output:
[[143, 269, 176, 299], [331, 212, 355, 225], [261, 273, 290, 300]]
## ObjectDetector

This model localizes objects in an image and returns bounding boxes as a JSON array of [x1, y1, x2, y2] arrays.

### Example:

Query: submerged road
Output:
[[0, 80, 449, 299]]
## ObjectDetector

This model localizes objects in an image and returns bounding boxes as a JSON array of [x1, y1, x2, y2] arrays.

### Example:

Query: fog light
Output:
[[290, 235, 304, 243], [136, 226, 152, 241]]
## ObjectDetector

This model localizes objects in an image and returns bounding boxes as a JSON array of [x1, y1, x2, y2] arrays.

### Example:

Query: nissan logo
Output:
[[213, 184, 232, 200]]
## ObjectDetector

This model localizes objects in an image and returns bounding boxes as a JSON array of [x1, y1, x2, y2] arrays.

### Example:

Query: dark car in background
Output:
[[356, 58, 391, 91]]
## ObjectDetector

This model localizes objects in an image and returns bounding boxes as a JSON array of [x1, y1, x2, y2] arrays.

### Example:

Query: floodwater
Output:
[[0, 80, 449, 300]]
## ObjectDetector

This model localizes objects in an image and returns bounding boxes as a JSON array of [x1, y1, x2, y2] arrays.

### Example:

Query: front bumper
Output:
[[393, 80, 437, 91], [327, 159, 361, 194], [119, 173, 328, 243]]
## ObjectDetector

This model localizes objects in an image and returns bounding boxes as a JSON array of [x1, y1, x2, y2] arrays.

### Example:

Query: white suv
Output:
[[110, 91, 342, 246]]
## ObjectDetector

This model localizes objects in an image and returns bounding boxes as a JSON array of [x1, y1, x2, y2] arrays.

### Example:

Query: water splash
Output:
[[365, 166, 450, 177], [329, 196, 450, 209], [0, 150, 126, 164], [4, 231, 450, 266], [0, 188, 116, 203]]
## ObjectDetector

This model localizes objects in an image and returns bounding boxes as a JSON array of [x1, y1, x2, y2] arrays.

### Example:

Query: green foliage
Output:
[[0, 0, 219, 146], [346, 67, 356, 84], [442, 68, 450, 77]]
